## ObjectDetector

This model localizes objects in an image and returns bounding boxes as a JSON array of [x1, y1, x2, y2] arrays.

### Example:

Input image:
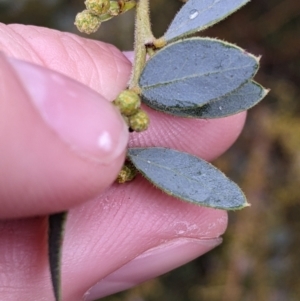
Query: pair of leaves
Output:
[[139, 0, 268, 118], [140, 38, 268, 118]]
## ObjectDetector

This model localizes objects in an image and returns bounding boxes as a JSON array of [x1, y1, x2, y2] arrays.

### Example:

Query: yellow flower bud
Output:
[[129, 109, 150, 132], [74, 10, 101, 34], [113, 90, 141, 117], [108, 1, 121, 16], [85, 0, 110, 15]]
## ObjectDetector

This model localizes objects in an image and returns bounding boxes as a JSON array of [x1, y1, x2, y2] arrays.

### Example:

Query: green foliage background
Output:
[[1, 0, 300, 300]]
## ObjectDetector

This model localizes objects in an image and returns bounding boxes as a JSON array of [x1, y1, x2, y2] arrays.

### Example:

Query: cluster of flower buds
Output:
[[75, 0, 136, 34], [114, 90, 149, 183], [113, 90, 150, 132]]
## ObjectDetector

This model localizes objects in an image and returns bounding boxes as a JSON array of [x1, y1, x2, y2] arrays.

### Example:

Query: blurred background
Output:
[[1, 0, 299, 300]]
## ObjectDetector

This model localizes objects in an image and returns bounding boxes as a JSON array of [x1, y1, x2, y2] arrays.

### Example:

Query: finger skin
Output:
[[62, 178, 228, 301], [0, 52, 128, 218], [0, 24, 247, 301], [0, 24, 132, 101], [0, 178, 228, 301], [0, 218, 52, 300], [130, 105, 246, 162]]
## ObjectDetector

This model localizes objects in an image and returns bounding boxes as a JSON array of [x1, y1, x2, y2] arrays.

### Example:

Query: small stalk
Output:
[[129, 0, 154, 91]]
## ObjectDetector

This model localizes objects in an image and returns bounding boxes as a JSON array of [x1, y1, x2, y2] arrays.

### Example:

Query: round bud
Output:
[[117, 164, 137, 183], [74, 10, 101, 34], [108, 1, 121, 16], [85, 0, 110, 15], [113, 90, 141, 117], [129, 109, 150, 132]]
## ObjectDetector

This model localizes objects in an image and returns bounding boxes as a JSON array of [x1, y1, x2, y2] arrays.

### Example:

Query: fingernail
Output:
[[8, 58, 128, 164], [83, 238, 222, 300]]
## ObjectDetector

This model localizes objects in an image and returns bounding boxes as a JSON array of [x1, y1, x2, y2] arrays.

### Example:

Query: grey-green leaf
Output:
[[164, 81, 269, 118], [48, 212, 68, 301], [164, 0, 250, 43], [140, 38, 259, 112], [128, 148, 248, 210]]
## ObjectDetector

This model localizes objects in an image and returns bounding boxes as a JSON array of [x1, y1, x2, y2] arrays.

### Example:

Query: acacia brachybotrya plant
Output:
[[48, 0, 269, 300]]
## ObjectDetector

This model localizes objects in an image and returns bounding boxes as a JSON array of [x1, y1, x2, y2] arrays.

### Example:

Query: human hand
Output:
[[0, 24, 246, 301]]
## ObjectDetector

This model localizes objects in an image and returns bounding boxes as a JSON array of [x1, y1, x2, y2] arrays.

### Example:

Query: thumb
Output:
[[0, 53, 129, 218]]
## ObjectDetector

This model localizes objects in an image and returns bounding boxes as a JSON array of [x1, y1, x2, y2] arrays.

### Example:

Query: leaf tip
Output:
[[245, 202, 251, 208], [256, 54, 262, 62], [265, 88, 271, 95], [231, 201, 250, 211]]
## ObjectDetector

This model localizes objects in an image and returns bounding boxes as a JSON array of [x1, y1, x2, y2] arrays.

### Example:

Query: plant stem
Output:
[[129, 0, 154, 92]]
